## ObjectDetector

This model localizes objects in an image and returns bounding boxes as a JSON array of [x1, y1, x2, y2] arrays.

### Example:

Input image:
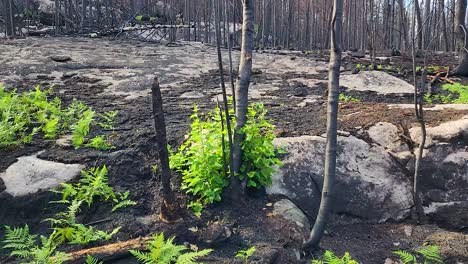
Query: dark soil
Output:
[[1, 39, 467, 264]]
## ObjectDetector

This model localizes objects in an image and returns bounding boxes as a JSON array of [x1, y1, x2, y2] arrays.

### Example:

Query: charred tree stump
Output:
[[151, 77, 182, 223]]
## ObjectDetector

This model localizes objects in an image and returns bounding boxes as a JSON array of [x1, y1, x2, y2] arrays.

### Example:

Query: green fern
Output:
[[85, 255, 103, 264], [311, 250, 359, 264], [2, 225, 37, 259], [2, 225, 70, 264], [235, 246, 256, 264], [71, 109, 95, 148], [393, 245, 442, 264], [85, 135, 115, 150], [176, 249, 213, 264], [393, 250, 418, 264], [97, 110, 118, 130], [130, 233, 212, 264], [416, 245, 443, 264]]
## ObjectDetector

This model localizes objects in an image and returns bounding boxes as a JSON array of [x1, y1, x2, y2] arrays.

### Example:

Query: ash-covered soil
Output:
[[0, 37, 467, 263]]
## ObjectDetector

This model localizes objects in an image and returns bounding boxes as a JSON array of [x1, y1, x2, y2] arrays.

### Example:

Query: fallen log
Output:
[[65, 236, 152, 263]]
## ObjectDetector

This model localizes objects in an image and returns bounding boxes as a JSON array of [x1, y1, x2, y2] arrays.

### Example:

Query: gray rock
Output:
[[0, 152, 84, 197], [180, 91, 204, 99], [250, 245, 281, 264], [199, 222, 232, 247], [410, 116, 468, 146], [268, 136, 413, 223], [50, 55, 72, 62], [272, 199, 310, 231], [340, 71, 414, 94], [350, 50, 365, 58]]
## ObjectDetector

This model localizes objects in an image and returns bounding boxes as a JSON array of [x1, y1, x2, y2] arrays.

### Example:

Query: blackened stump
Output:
[[151, 77, 182, 223]]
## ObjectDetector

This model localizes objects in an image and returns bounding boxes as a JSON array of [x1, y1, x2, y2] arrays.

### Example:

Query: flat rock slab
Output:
[[410, 115, 468, 146], [341, 71, 414, 94], [0, 152, 84, 197]]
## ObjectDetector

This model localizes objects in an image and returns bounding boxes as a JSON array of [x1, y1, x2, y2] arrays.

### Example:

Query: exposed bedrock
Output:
[[268, 117, 468, 230]]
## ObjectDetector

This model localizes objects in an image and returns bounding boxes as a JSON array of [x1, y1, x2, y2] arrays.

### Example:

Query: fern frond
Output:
[[393, 250, 417, 264], [176, 248, 213, 264], [130, 250, 154, 264], [112, 199, 137, 212], [85, 255, 104, 264], [416, 245, 443, 264], [2, 225, 37, 259]]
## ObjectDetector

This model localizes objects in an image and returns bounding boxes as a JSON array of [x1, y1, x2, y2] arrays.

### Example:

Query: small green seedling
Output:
[[236, 246, 256, 264], [311, 250, 359, 264]]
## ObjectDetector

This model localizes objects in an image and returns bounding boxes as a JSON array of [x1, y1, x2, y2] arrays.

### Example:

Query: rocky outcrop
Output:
[[268, 116, 468, 230], [408, 116, 468, 230], [268, 135, 413, 224]]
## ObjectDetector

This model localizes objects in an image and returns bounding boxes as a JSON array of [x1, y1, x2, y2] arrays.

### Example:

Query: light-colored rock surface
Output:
[[341, 71, 414, 94], [368, 122, 409, 153], [389, 103, 468, 111], [272, 199, 310, 231], [268, 135, 413, 223], [0, 152, 84, 197], [410, 115, 468, 146], [425, 231, 468, 262]]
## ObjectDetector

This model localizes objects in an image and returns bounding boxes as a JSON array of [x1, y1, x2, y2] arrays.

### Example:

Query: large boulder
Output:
[[409, 117, 468, 230], [340, 71, 414, 94], [268, 135, 413, 224]]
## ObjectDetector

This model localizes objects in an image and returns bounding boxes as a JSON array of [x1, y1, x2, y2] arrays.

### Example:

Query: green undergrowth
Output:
[[425, 82, 468, 104], [339, 94, 360, 103], [169, 103, 284, 216], [0, 84, 117, 150], [311, 250, 359, 264], [2, 165, 135, 264], [393, 245, 443, 264], [312, 245, 442, 264], [130, 232, 212, 264]]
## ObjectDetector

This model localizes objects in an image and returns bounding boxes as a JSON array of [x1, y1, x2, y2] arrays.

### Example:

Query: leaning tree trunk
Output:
[[451, 0, 468, 76], [303, 0, 343, 250], [151, 77, 182, 223], [228, 0, 255, 200]]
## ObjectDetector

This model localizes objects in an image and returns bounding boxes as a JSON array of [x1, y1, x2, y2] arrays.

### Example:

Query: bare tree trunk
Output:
[[424, 0, 431, 48], [151, 77, 182, 223], [225, 0, 237, 110], [439, 0, 449, 52], [228, 0, 255, 200], [4, 0, 14, 36], [415, 0, 423, 50], [411, 1, 427, 222], [303, 0, 343, 250], [451, 0, 468, 76], [213, 0, 235, 193]]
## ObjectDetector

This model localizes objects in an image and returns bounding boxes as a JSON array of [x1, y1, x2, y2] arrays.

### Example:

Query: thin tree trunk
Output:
[[303, 0, 343, 250], [411, 2, 427, 222], [225, 0, 237, 110], [415, 0, 423, 50], [151, 77, 182, 223], [452, 0, 468, 76], [213, 0, 235, 192], [228, 0, 255, 200]]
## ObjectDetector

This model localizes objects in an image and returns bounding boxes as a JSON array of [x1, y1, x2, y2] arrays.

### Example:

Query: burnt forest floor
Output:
[[0, 37, 467, 264]]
